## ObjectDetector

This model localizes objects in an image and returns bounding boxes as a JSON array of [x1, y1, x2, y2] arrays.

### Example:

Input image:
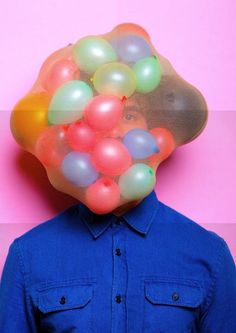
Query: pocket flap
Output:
[[145, 279, 202, 308], [38, 283, 94, 314]]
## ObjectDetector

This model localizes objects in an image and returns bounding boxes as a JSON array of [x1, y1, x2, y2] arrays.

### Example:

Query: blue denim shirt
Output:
[[0, 190, 236, 333]]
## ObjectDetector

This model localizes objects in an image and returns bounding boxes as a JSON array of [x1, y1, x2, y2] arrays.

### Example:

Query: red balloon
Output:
[[35, 125, 71, 167], [92, 138, 131, 176], [84, 95, 123, 131], [85, 177, 120, 214], [149, 128, 175, 163], [42, 59, 79, 93], [66, 121, 96, 152]]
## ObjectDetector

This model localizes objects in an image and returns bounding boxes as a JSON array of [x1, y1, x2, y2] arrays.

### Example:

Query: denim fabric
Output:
[[0, 190, 236, 333]]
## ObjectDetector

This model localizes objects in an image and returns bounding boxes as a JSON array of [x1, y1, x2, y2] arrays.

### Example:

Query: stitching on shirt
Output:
[[37, 279, 96, 292], [145, 287, 201, 307], [142, 197, 162, 234], [14, 239, 35, 329], [111, 224, 115, 332], [124, 226, 129, 332], [144, 280, 202, 307], [201, 238, 226, 313], [127, 198, 161, 235], [145, 296, 200, 307], [39, 289, 93, 312], [139, 275, 202, 286]]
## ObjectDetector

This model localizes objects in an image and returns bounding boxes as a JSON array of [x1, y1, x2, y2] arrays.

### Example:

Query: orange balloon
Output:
[[10, 93, 50, 153], [110, 23, 150, 41]]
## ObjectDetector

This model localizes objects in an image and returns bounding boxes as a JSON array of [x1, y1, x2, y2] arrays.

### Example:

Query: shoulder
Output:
[[157, 200, 227, 254], [13, 204, 79, 249]]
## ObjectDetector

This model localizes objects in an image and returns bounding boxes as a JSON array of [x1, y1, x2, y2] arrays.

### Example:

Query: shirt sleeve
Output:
[[200, 239, 236, 332], [0, 239, 38, 333]]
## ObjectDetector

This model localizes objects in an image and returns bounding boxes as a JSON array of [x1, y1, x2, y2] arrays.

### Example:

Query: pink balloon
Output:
[[85, 177, 120, 214], [91, 138, 131, 176], [84, 95, 123, 131], [35, 125, 71, 167], [42, 59, 79, 93], [66, 121, 96, 152]]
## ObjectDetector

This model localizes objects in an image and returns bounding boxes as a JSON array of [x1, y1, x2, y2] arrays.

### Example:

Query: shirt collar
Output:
[[76, 190, 160, 239]]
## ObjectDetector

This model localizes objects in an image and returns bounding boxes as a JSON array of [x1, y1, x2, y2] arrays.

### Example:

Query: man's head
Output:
[[10, 23, 208, 214]]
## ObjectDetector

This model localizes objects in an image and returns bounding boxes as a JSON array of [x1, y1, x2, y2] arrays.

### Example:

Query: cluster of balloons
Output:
[[10, 23, 176, 214], [47, 34, 162, 125]]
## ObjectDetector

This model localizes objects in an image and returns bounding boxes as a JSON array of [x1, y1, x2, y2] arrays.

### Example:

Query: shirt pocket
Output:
[[36, 281, 95, 333], [142, 278, 203, 333]]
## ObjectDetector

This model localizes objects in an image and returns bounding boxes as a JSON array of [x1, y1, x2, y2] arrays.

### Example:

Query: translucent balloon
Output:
[[48, 80, 93, 125], [10, 93, 50, 153], [133, 56, 162, 93], [73, 36, 117, 74], [110, 35, 152, 63], [118, 163, 156, 200], [61, 151, 99, 187], [42, 59, 79, 93], [93, 62, 136, 98], [84, 95, 123, 131], [66, 121, 96, 152], [36, 125, 71, 167], [86, 177, 120, 214], [92, 138, 132, 176], [10, 23, 208, 214], [123, 128, 159, 159]]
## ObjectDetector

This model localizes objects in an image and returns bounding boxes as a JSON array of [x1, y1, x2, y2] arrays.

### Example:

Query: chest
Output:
[[29, 226, 207, 333]]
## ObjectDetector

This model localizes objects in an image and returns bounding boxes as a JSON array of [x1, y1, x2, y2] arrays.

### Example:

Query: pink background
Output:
[[0, 0, 236, 273]]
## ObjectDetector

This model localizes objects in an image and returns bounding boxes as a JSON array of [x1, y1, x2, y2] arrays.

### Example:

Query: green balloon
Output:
[[73, 37, 117, 74], [93, 62, 136, 98], [118, 163, 156, 200], [48, 80, 93, 125], [133, 56, 162, 93]]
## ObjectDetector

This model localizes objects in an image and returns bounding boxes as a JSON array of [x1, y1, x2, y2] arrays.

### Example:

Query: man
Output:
[[1, 23, 236, 332]]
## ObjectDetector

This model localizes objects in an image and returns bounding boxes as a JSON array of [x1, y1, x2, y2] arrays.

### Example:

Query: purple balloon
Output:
[[123, 128, 159, 159], [61, 151, 98, 187], [110, 35, 152, 63]]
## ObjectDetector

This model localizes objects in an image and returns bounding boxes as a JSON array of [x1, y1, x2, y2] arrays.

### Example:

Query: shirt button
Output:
[[115, 248, 121, 256], [115, 294, 122, 303], [172, 292, 180, 301], [60, 296, 66, 305], [115, 217, 124, 225]]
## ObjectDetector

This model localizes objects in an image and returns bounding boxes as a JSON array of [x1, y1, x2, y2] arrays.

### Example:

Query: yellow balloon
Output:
[[93, 62, 136, 98], [10, 93, 50, 153]]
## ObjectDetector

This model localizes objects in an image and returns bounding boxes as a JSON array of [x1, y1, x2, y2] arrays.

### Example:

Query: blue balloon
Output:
[[61, 152, 98, 187], [123, 128, 159, 159], [110, 35, 152, 63]]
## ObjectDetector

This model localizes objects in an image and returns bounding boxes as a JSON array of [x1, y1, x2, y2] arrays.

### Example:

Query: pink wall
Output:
[[0, 0, 236, 273]]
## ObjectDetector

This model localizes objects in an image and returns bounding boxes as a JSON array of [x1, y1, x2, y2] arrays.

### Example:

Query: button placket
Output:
[[111, 220, 127, 332], [115, 294, 122, 303]]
